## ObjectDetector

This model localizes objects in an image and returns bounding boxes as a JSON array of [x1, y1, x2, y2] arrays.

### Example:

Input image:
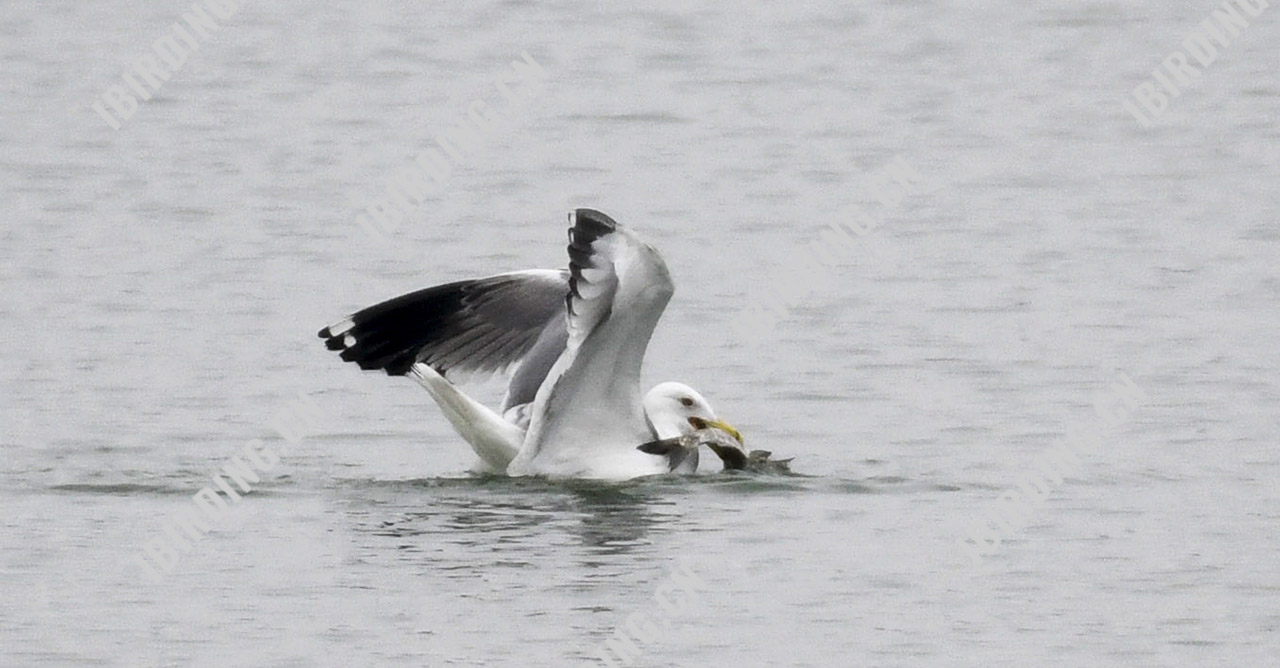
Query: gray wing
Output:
[[500, 319, 568, 419], [318, 269, 569, 412]]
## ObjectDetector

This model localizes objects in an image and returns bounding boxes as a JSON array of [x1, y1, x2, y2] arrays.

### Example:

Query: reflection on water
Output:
[[336, 477, 691, 576], [329, 472, 932, 580]]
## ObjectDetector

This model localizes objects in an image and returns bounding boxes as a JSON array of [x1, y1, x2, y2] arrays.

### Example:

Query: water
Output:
[[3, 1, 1278, 665]]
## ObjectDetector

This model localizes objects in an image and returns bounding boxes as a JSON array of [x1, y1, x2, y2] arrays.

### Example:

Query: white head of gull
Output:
[[318, 209, 742, 480]]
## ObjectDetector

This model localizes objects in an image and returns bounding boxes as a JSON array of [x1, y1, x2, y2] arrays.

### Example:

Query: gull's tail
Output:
[[407, 363, 522, 472]]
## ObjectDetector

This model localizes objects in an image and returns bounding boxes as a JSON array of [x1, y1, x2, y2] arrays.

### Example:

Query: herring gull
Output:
[[318, 209, 741, 479]]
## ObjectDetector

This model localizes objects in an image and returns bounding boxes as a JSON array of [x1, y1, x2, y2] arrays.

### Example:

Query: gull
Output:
[[318, 209, 742, 479]]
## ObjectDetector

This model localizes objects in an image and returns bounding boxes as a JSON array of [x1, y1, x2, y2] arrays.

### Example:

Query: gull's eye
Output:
[[680, 397, 695, 407]]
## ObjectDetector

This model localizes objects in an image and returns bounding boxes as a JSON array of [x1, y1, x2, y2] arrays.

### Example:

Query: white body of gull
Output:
[[318, 209, 740, 480]]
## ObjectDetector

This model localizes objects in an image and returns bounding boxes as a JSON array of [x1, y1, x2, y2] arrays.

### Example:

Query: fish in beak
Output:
[[687, 417, 743, 444], [687, 416, 752, 469], [689, 417, 792, 473], [637, 417, 746, 473]]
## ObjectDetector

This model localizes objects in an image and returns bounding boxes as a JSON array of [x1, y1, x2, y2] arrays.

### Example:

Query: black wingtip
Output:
[[316, 277, 484, 376], [383, 359, 415, 376], [564, 208, 620, 328], [569, 209, 617, 247], [573, 208, 618, 229]]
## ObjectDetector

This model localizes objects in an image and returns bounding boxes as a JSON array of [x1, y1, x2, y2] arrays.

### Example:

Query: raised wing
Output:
[[318, 270, 569, 411], [508, 209, 675, 477]]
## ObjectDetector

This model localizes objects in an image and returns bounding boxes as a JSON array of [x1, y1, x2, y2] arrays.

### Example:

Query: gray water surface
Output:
[[2, 1, 1278, 666]]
